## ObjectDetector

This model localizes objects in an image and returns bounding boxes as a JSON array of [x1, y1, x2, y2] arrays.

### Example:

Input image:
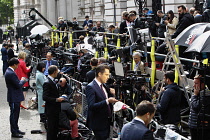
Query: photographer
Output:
[[128, 13, 144, 29], [165, 10, 178, 35], [155, 10, 167, 40], [188, 75, 210, 140]]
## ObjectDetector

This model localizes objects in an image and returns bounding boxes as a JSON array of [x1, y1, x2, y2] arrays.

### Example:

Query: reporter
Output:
[[121, 100, 155, 140]]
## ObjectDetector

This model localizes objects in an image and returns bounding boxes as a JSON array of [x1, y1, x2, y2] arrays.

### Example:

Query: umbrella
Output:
[[185, 31, 210, 53], [30, 25, 50, 35], [174, 23, 210, 47]]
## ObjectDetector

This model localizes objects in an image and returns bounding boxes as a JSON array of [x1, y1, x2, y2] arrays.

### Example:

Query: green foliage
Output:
[[0, 0, 14, 25], [7, 26, 13, 30]]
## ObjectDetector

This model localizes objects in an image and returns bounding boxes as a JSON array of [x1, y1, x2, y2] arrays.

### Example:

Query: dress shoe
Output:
[[11, 133, 23, 138], [18, 130, 25, 135]]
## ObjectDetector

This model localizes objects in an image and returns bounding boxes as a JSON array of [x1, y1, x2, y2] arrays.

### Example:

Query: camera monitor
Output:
[[128, 27, 138, 44], [114, 62, 124, 77]]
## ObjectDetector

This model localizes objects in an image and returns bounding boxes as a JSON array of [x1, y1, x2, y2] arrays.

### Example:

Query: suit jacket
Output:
[[134, 61, 145, 74], [43, 59, 58, 66], [86, 80, 113, 131], [86, 69, 96, 83], [119, 20, 128, 34], [1, 47, 8, 61], [5, 67, 25, 102], [43, 60, 58, 75], [121, 119, 154, 140], [7, 48, 16, 60], [133, 18, 145, 29], [43, 77, 61, 115]]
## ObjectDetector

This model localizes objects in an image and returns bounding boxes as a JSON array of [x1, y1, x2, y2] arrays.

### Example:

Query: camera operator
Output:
[[59, 95, 79, 139], [107, 25, 119, 46], [188, 75, 210, 140], [155, 10, 167, 44], [57, 19, 67, 31], [133, 52, 145, 74], [128, 13, 145, 29], [92, 21, 105, 32], [157, 71, 181, 125], [77, 49, 91, 72], [57, 78, 73, 99], [86, 58, 98, 83], [142, 8, 153, 16], [121, 100, 155, 140], [41, 41, 51, 58]]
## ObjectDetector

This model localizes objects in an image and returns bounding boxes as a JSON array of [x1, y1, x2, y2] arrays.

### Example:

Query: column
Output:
[[47, 0, 56, 25], [59, 0, 67, 19], [41, 0, 47, 24]]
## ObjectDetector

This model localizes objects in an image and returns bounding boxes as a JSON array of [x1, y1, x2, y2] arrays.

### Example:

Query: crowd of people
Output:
[[2, 4, 210, 140]]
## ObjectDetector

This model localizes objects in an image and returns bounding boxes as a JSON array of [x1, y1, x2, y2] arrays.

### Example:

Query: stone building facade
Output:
[[13, 0, 195, 28]]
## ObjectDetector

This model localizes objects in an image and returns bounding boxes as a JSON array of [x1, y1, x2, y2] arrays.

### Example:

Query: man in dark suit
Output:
[[7, 44, 17, 61], [129, 13, 145, 29], [86, 57, 98, 83], [5, 58, 27, 138], [119, 11, 130, 34], [42, 52, 58, 76], [121, 100, 155, 140], [43, 65, 64, 140], [1, 43, 8, 75], [86, 64, 118, 140]]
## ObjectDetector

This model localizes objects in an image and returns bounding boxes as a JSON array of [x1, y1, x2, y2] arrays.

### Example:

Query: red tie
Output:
[[100, 84, 111, 117]]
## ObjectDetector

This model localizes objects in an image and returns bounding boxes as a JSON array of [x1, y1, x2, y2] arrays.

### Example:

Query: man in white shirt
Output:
[[86, 64, 118, 140]]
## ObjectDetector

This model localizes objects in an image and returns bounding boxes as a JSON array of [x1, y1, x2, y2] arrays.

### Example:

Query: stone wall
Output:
[[14, 0, 194, 28]]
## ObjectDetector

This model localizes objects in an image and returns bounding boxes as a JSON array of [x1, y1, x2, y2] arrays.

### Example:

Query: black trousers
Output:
[[46, 113, 59, 140], [9, 102, 20, 134], [3, 60, 8, 75], [93, 129, 110, 140], [190, 128, 210, 140]]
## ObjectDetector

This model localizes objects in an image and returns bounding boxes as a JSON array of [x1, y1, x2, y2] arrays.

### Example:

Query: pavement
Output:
[[0, 44, 46, 140]]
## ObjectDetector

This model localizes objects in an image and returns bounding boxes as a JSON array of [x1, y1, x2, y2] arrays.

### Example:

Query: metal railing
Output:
[[65, 76, 88, 119]]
